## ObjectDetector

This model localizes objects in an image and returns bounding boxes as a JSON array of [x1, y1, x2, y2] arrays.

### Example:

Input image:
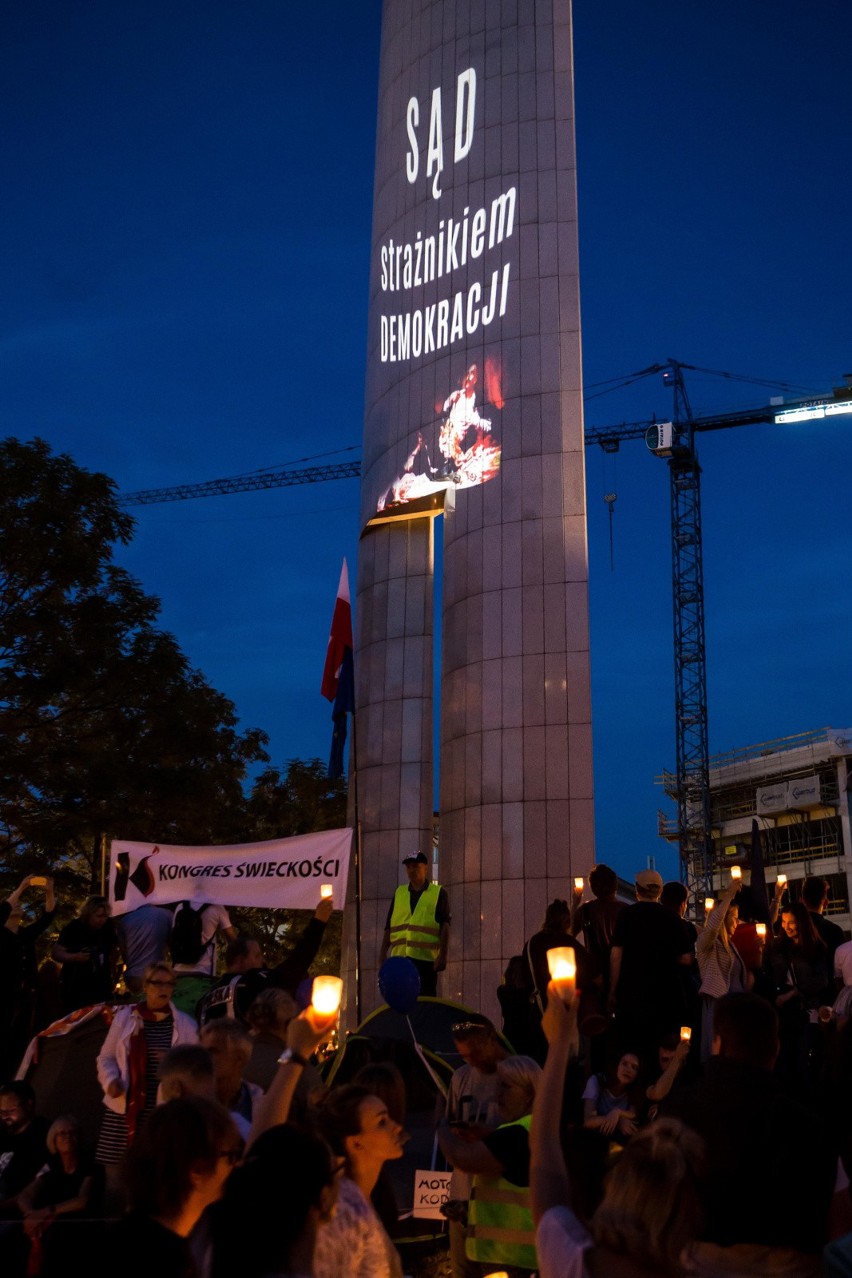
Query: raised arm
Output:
[[245, 1006, 337, 1152], [530, 983, 579, 1224]]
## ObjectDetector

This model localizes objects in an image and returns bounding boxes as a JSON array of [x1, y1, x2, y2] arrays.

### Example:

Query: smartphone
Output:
[[30, 876, 48, 887]]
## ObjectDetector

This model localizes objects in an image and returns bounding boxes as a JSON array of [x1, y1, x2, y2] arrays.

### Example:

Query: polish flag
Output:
[[321, 560, 353, 702]]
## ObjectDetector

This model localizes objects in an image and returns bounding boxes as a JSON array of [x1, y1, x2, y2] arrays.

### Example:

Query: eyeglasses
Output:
[[217, 1148, 242, 1166], [451, 1021, 488, 1035]]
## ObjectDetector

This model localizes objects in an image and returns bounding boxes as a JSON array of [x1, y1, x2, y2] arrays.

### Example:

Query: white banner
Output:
[[108, 829, 353, 917]]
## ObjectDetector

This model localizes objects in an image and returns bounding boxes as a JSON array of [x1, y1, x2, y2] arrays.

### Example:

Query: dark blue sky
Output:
[[2, 1, 850, 881]]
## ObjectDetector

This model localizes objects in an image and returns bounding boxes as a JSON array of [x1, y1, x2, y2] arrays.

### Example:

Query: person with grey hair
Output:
[[16, 1113, 104, 1274], [199, 1018, 262, 1141], [157, 1044, 216, 1103]]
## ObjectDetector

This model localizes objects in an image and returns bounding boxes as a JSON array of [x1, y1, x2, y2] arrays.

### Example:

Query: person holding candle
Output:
[[197, 895, 334, 1026], [531, 983, 706, 1278], [696, 879, 750, 1060], [522, 903, 600, 1064]]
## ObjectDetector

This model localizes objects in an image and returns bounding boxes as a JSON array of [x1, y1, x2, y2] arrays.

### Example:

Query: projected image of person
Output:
[[376, 359, 502, 513]]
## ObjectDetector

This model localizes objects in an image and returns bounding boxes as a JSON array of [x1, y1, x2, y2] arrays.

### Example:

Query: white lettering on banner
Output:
[[108, 829, 353, 917], [405, 68, 477, 199]]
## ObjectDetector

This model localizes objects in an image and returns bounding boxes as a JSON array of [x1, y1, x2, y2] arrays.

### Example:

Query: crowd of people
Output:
[[1, 862, 852, 1278]]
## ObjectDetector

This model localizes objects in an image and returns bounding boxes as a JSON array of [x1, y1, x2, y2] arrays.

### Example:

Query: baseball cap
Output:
[[402, 851, 428, 865], [635, 868, 664, 890]]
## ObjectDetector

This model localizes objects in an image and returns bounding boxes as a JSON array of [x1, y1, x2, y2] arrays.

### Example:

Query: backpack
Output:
[[196, 975, 244, 1026], [170, 901, 212, 967]]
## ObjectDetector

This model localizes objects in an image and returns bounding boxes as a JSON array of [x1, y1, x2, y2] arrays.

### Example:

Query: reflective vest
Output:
[[466, 1114, 537, 1271], [388, 882, 442, 963]]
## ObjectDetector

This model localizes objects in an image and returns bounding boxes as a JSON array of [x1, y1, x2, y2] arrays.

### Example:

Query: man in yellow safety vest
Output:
[[379, 851, 450, 997]]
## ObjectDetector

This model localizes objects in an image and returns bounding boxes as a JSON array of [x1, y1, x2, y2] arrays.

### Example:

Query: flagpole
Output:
[[350, 706, 364, 1025]]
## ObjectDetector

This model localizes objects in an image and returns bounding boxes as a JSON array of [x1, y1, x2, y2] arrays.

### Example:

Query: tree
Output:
[[0, 437, 268, 900]]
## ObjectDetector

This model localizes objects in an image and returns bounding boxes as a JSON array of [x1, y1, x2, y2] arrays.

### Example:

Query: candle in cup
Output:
[[311, 975, 343, 1016], [547, 947, 576, 1000], [777, 874, 787, 886], [731, 865, 742, 881], [680, 1026, 691, 1042], [705, 897, 715, 912], [320, 884, 333, 900], [574, 876, 584, 890], [756, 923, 767, 939]]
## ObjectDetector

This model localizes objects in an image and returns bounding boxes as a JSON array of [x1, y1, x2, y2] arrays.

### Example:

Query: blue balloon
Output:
[[378, 957, 421, 1014]]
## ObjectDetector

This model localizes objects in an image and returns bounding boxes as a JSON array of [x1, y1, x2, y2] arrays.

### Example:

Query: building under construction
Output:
[[662, 727, 852, 930]]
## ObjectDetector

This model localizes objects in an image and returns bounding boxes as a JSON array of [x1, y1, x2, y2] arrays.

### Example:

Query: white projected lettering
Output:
[[405, 67, 477, 200]]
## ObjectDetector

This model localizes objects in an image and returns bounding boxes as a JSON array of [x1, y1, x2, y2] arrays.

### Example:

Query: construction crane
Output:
[[120, 363, 852, 904]]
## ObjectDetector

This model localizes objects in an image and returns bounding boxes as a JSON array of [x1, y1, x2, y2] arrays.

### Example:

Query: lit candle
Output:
[[777, 873, 787, 886], [756, 923, 767, 939], [705, 897, 715, 912], [574, 876, 584, 890], [547, 946, 576, 1001], [320, 884, 334, 900], [730, 865, 742, 881], [311, 975, 343, 1016], [483, 1272, 510, 1278], [680, 1026, 691, 1042]]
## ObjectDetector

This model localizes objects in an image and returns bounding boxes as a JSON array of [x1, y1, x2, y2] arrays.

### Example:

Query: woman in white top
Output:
[[313, 1083, 408, 1278], [697, 880, 751, 1059]]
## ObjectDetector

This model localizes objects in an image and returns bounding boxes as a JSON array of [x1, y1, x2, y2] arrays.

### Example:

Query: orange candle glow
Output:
[[320, 884, 334, 900], [574, 877, 584, 890], [311, 975, 343, 1016], [731, 865, 742, 881], [756, 923, 767, 939], [777, 873, 787, 886], [547, 946, 576, 1001], [705, 897, 715, 913], [680, 1026, 691, 1042]]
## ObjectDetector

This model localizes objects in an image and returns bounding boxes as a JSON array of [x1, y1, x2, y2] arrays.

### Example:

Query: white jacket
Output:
[[96, 1002, 199, 1113]]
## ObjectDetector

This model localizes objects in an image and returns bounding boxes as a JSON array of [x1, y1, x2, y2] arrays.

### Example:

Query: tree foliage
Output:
[[0, 437, 268, 897]]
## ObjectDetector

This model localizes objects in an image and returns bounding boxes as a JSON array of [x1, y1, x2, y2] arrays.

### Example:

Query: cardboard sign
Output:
[[412, 1169, 452, 1219]]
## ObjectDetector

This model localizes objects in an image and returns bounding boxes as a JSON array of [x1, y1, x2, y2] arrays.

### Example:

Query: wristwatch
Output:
[[277, 1047, 309, 1068]]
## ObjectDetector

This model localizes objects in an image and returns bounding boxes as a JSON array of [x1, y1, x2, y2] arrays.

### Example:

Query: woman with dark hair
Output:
[[52, 895, 117, 1013], [767, 901, 830, 1089], [582, 1049, 642, 1142], [313, 1083, 407, 1278], [99, 1097, 239, 1278], [211, 1124, 341, 1278], [532, 985, 705, 1278]]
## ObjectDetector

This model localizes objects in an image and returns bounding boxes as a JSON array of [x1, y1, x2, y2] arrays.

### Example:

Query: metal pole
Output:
[[349, 710, 364, 1025]]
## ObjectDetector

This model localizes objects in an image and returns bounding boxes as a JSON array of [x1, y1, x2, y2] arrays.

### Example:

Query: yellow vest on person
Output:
[[388, 882, 442, 963], [466, 1114, 537, 1271]]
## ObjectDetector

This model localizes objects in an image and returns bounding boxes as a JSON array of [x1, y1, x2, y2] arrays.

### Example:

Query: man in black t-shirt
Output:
[[0, 1081, 50, 1214], [610, 868, 693, 1060]]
